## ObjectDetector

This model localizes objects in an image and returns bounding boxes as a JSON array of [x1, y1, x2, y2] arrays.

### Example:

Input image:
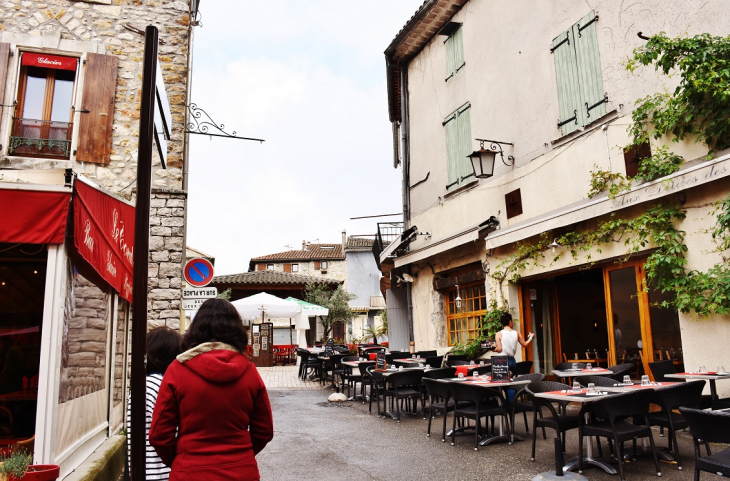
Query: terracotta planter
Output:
[[9, 465, 60, 481]]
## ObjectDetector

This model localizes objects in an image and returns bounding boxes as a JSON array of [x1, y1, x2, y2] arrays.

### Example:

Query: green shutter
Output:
[[552, 28, 582, 135], [456, 104, 473, 184], [453, 27, 465, 74], [444, 113, 460, 190], [573, 11, 606, 122], [445, 35, 455, 81]]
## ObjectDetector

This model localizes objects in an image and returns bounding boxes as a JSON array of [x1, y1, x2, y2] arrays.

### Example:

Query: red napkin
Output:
[[581, 368, 610, 372], [369, 353, 377, 360], [547, 389, 585, 395], [455, 365, 470, 377]]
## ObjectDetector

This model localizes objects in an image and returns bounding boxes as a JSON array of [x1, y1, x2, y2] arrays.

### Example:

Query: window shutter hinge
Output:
[[585, 94, 608, 118], [557, 110, 578, 128], [577, 14, 599, 37], [550, 34, 570, 53]]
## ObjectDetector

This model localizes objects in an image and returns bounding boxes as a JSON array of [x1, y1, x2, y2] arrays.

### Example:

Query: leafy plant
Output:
[[482, 300, 509, 340], [0, 450, 33, 479], [587, 165, 628, 198], [217, 288, 232, 300], [450, 335, 485, 360], [635, 146, 684, 182], [304, 283, 356, 339]]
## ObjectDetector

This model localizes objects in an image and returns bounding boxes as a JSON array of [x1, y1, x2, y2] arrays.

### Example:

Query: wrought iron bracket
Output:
[[585, 94, 608, 118], [475, 139, 515, 166], [185, 103, 265, 143], [557, 110, 578, 128], [550, 34, 570, 53], [577, 15, 599, 37]]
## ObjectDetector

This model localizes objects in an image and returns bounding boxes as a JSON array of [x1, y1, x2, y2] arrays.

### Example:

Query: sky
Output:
[[185, 1, 424, 275]]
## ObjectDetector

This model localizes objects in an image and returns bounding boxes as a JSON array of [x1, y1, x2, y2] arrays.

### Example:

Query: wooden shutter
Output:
[[0, 43, 10, 126], [257, 263, 265, 271], [76, 53, 118, 164], [574, 11, 606, 123], [283, 263, 291, 273], [456, 104, 472, 185], [314, 261, 321, 270], [444, 112, 459, 191], [453, 27, 465, 74], [552, 28, 581, 136]]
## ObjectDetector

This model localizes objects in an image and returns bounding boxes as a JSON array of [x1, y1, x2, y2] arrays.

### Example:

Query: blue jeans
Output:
[[507, 356, 517, 402]]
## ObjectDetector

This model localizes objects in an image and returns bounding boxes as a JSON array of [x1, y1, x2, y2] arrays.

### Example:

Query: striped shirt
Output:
[[127, 373, 170, 480]]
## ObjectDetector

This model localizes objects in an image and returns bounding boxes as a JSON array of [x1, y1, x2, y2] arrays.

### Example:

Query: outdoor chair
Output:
[[366, 366, 385, 416], [321, 354, 345, 389], [471, 365, 492, 376], [296, 349, 320, 381], [341, 355, 360, 397], [416, 350, 437, 358], [422, 378, 458, 441], [514, 361, 533, 375], [421, 367, 457, 409], [445, 354, 468, 364], [679, 407, 730, 479], [425, 355, 443, 368], [448, 381, 509, 451], [390, 351, 412, 360], [383, 370, 425, 422], [578, 375, 617, 388], [644, 380, 704, 471], [357, 361, 375, 403], [554, 362, 586, 371], [524, 380, 580, 462], [446, 359, 471, 367], [648, 359, 676, 382], [578, 389, 662, 480], [607, 363, 635, 382], [508, 372, 545, 436]]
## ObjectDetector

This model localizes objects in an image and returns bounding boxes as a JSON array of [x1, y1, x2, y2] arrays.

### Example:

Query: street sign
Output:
[[184, 258, 215, 287], [182, 298, 207, 310], [182, 286, 218, 299]]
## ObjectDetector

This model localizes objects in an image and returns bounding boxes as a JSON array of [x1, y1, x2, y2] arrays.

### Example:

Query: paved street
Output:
[[257, 366, 700, 480]]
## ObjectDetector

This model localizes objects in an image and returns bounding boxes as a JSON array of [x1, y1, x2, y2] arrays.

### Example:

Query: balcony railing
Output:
[[373, 222, 404, 270], [9, 117, 73, 159]]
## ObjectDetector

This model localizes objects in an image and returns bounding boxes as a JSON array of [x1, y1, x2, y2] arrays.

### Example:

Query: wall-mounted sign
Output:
[[182, 298, 206, 310], [491, 356, 510, 381], [182, 287, 217, 299]]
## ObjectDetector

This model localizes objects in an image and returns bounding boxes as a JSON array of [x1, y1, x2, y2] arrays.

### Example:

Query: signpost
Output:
[[184, 257, 215, 287]]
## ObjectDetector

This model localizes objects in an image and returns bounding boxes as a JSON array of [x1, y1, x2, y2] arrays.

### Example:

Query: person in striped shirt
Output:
[[127, 327, 182, 480]]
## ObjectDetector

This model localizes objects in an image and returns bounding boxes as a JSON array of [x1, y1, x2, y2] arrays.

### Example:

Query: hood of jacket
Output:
[[176, 342, 249, 384]]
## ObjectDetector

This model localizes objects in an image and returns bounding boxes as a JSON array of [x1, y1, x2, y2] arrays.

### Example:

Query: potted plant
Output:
[[0, 450, 60, 481]]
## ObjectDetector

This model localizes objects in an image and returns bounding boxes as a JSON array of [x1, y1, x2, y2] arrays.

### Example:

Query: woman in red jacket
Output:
[[149, 298, 273, 480]]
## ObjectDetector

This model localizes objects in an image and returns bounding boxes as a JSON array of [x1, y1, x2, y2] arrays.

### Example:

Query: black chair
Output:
[[448, 381, 509, 451], [554, 362, 586, 370], [471, 365, 492, 376], [524, 381, 580, 462], [578, 375, 617, 388], [321, 354, 345, 389], [425, 355, 444, 368], [366, 366, 385, 416], [679, 407, 730, 479], [423, 367, 457, 380], [416, 350, 437, 358], [578, 389, 662, 480], [508, 373, 545, 436], [423, 378, 458, 441], [296, 349, 320, 381], [446, 354, 468, 363], [390, 351, 412, 360], [383, 370, 425, 422], [357, 361, 375, 403], [514, 361, 533, 375], [645, 380, 704, 471], [608, 363, 635, 382], [340, 356, 360, 397], [648, 360, 676, 382], [447, 359, 471, 367]]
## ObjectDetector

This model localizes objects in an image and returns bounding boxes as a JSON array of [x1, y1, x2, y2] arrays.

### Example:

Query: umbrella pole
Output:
[[289, 318, 293, 345]]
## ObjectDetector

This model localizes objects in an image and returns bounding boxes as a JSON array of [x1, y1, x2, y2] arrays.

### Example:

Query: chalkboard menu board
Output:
[[375, 352, 387, 371], [491, 356, 510, 381], [323, 339, 335, 356]]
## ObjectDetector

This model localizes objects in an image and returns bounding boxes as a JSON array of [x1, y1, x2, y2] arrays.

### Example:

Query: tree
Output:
[[304, 283, 355, 340]]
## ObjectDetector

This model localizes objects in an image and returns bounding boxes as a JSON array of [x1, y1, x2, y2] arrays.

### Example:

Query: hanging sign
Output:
[[22, 52, 78, 71], [184, 258, 214, 287], [491, 356, 510, 381]]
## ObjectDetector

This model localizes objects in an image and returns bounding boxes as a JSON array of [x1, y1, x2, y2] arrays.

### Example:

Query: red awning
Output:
[[73, 179, 135, 302], [0, 187, 71, 244], [21, 52, 78, 71]]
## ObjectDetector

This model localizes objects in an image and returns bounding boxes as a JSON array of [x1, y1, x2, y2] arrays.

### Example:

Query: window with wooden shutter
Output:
[[283, 263, 291, 273], [76, 53, 118, 164], [257, 263, 265, 271], [445, 26, 465, 81], [314, 261, 321, 270], [552, 11, 606, 136], [444, 103, 472, 191]]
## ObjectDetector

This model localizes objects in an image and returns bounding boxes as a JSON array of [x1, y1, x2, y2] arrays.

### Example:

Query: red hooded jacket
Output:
[[149, 342, 273, 480]]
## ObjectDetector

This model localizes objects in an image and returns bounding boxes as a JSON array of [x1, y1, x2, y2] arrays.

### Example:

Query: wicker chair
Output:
[[446, 359, 471, 367], [607, 363, 635, 381], [366, 366, 385, 416], [578, 389, 661, 480], [578, 375, 617, 388], [645, 380, 704, 471], [425, 355, 444, 368], [423, 378, 457, 441], [383, 370, 425, 422], [357, 361, 375, 403], [554, 362, 586, 370], [524, 381, 580, 462], [508, 372, 545, 436], [679, 406, 730, 479], [648, 360, 676, 382], [448, 382, 509, 451], [340, 355, 360, 397], [514, 361, 533, 375]]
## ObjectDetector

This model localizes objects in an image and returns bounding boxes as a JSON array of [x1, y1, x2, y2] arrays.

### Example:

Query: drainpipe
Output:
[[399, 66, 415, 344]]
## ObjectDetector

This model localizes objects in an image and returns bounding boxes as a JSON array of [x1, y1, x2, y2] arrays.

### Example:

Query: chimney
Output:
[[342, 230, 346, 251], [302, 239, 306, 251]]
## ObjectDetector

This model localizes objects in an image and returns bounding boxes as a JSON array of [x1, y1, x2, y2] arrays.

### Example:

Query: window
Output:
[[447, 283, 487, 346], [292, 264, 299, 272], [267, 264, 274, 271], [444, 103, 472, 191], [320, 261, 328, 269], [11, 53, 78, 159], [445, 26, 465, 81], [551, 11, 606, 136]]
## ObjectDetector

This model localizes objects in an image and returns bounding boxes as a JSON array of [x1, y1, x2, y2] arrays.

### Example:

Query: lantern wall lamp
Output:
[[467, 139, 515, 179]]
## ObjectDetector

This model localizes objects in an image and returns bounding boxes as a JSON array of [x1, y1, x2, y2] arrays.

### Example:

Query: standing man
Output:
[[494, 312, 534, 375]]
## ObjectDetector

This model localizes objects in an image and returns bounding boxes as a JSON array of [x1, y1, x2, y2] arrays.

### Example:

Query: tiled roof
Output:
[[251, 244, 344, 261], [211, 271, 342, 286], [346, 237, 375, 252], [186, 246, 215, 262]]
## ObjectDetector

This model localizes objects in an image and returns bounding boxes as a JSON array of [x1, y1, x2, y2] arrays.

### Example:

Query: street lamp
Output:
[[467, 139, 515, 179], [455, 284, 462, 310]]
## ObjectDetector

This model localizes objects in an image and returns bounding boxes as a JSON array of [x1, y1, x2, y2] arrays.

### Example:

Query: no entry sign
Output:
[[184, 258, 214, 287]]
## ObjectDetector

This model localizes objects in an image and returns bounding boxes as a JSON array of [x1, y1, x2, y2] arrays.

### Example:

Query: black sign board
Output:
[[323, 338, 335, 356], [375, 352, 387, 371], [491, 356, 510, 381]]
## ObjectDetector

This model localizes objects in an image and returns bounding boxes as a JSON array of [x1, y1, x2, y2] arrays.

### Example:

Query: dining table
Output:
[[552, 367, 613, 384], [665, 371, 730, 400]]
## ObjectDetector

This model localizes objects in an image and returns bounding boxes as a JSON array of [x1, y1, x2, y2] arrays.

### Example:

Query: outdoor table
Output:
[[392, 358, 426, 368], [444, 377, 530, 446], [552, 367, 613, 384], [535, 388, 622, 475], [665, 372, 730, 400], [377, 367, 427, 420]]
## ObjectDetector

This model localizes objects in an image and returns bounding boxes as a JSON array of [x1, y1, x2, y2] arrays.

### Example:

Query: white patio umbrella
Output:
[[286, 297, 329, 348], [231, 292, 302, 323]]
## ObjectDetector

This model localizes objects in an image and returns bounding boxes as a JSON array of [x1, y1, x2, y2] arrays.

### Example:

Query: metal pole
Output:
[[131, 25, 158, 481]]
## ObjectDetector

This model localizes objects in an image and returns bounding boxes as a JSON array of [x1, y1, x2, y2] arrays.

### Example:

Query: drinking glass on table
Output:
[[586, 363, 592, 370], [718, 366, 726, 374], [623, 375, 631, 385], [587, 383, 596, 394], [571, 363, 578, 371], [480, 374, 488, 382], [458, 372, 464, 379], [470, 360, 475, 365], [572, 381, 581, 393], [412, 354, 416, 359], [479, 360, 485, 367], [473, 372, 479, 381], [641, 375, 650, 386], [417, 354, 421, 360], [699, 365, 707, 373]]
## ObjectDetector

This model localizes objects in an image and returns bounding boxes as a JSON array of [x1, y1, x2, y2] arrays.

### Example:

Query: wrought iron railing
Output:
[[9, 117, 73, 159], [373, 222, 404, 270]]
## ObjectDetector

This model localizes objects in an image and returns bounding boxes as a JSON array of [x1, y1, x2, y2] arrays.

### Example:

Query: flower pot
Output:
[[9, 465, 60, 481]]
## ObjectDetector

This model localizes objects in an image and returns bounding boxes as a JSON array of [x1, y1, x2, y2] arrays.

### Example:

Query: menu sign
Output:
[[376, 352, 387, 371], [324, 338, 335, 356], [491, 356, 510, 381]]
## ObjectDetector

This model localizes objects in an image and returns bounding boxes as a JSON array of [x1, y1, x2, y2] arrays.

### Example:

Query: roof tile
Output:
[[212, 271, 341, 286]]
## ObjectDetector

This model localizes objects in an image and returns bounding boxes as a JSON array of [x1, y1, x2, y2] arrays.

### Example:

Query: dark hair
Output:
[[182, 298, 248, 353], [146, 327, 183, 375], [499, 312, 513, 327]]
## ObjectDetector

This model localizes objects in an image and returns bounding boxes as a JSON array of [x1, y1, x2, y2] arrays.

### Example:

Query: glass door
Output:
[[521, 284, 558, 374]]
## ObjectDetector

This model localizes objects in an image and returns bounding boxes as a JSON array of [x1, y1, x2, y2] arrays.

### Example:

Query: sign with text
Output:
[[376, 352, 387, 371], [184, 258, 215, 287], [182, 287, 218, 299], [491, 356, 510, 381], [182, 298, 206, 310]]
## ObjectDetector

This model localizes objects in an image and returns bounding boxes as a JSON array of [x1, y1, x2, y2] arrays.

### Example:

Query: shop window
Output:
[[444, 103, 472, 191], [446, 283, 486, 346], [551, 11, 607, 136], [11, 53, 78, 159]]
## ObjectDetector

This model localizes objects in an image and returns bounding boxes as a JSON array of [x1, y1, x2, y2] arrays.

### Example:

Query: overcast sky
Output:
[[185, 1, 423, 275]]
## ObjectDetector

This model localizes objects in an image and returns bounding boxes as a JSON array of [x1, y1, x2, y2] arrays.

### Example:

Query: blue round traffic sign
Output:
[[184, 258, 215, 287]]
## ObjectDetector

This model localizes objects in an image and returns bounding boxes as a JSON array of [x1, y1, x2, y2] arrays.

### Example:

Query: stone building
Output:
[[249, 238, 348, 284], [380, 0, 730, 396], [0, 0, 198, 477]]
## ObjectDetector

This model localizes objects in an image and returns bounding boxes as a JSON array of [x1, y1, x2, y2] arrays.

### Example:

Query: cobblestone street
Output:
[[257, 366, 700, 481]]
